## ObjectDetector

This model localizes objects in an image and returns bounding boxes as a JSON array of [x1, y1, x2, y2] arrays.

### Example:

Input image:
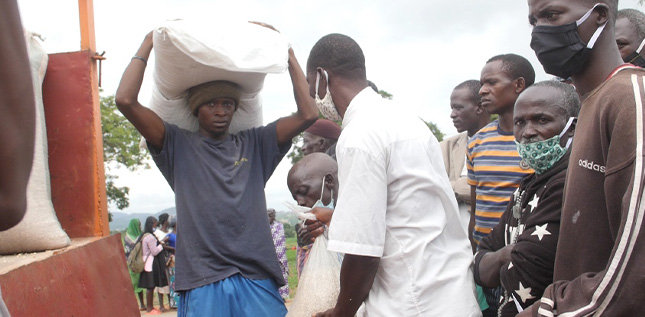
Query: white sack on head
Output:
[[148, 19, 289, 135], [0, 31, 71, 255]]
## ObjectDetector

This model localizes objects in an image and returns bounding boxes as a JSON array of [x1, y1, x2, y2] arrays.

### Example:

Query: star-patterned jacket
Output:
[[474, 152, 569, 316]]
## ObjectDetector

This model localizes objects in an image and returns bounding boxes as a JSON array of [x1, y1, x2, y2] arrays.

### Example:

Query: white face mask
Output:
[[313, 175, 335, 209], [315, 70, 342, 122]]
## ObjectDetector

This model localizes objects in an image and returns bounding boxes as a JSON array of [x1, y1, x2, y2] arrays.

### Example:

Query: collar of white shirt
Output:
[[341, 87, 379, 130]]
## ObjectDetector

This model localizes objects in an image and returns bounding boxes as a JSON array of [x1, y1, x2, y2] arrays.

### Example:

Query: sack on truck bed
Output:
[[148, 19, 290, 135], [0, 31, 70, 255]]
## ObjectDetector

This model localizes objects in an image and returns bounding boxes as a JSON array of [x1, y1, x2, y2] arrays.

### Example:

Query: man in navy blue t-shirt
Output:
[[115, 30, 318, 316]]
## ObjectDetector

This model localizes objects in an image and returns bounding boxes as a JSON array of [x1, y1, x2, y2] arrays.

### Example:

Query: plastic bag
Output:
[[283, 200, 317, 222], [287, 231, 343, 317]]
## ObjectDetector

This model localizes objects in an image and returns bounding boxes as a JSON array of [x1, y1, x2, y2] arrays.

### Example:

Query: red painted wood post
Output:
[[42, 50, 109, 238]]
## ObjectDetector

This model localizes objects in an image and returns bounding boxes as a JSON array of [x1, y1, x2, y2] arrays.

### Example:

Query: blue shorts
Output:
[[178, 273, 287, 317]]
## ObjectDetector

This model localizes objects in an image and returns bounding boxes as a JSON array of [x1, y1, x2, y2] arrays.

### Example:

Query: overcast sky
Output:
[[16, 0, 644, 220]]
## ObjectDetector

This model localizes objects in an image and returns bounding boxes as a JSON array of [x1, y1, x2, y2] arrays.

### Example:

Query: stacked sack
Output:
[[148, 19, 290, 135], [0, 31, 70, 254]]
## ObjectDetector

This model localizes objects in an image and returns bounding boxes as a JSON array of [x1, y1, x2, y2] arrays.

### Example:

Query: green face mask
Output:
[[515, 117, 575, 174]]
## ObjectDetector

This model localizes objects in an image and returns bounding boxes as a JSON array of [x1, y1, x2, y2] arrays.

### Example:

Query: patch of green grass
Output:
[[286, 237, 298, 298]]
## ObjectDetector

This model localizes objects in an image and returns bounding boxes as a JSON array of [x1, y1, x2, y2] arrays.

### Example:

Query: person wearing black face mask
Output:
[[530, 3, 609, 79], [616, 8, 645, 67], [524, 1, 645, 316]]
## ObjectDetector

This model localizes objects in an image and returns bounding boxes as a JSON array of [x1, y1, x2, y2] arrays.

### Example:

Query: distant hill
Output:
[[109, 207, 176, 232], [276, 210, 300, 226]]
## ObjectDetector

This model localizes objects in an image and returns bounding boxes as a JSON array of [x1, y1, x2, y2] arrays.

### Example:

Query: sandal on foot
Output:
[[145, 308, 162, 315]]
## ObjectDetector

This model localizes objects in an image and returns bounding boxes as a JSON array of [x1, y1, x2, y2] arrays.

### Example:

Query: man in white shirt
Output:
[[309, 33, 481, 317]]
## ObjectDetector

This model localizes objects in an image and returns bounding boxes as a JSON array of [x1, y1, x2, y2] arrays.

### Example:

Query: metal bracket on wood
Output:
[[92, 51, 106, 88]]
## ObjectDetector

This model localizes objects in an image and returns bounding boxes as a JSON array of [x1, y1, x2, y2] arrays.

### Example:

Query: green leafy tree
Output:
[[378, 89, 392, 100], [378, 90, 393, 100], [283, 222, 296, 238], [287, 133, 304, 165], [423, 120, 445, 142], [101, 94, 150, 220]]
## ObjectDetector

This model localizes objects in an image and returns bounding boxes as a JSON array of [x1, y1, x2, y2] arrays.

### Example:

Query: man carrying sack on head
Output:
[[114, 22, 318, 316]]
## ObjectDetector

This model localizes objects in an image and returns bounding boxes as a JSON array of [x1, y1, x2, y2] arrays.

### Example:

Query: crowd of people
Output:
[[122, 214, 178, 314], [440, 3, 645, 316], [5, 0, 645, 315], [103, 1, 645, 316]]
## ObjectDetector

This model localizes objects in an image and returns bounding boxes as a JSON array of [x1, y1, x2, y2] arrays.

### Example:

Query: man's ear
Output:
[[317, 138, 326, 147], [514, 77, 526, 94], [594, 4, 610, 26], [317, 67, 328, 92], [324, 174, 335, 190], [475, 104, 485, 114], [567, 118, 577, 137]]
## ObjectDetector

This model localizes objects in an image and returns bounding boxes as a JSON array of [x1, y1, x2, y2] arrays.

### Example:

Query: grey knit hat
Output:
[[187, 80, 241, 115]]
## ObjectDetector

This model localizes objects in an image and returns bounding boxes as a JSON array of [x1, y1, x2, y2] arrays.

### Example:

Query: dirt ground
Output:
[[140, 309, 177, 316]]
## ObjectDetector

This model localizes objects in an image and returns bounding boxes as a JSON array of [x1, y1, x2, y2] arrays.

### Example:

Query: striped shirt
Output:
[[467, 120, 533, 244]]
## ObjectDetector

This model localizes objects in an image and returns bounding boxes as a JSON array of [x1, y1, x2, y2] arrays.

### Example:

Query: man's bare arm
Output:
[[0, 0, 35, 231], [469, 185, 477, 253], [476, 245, 514, 288], [114, 32, 165, 149], [275, 48, 319, 146], [315, 254, 380, 317]]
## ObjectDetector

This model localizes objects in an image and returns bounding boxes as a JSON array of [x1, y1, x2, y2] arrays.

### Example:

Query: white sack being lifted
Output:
[[149, 19, 290, 134]]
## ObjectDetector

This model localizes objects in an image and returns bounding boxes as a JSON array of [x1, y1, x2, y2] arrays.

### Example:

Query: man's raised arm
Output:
[[115, 32, 165, 150], [275, 48, 319, 146]]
